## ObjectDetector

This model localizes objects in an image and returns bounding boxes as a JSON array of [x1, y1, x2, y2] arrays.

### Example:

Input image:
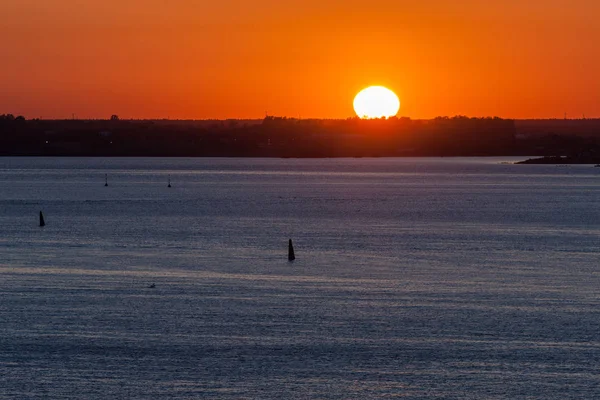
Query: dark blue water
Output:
[[0, 157, 599, 399]]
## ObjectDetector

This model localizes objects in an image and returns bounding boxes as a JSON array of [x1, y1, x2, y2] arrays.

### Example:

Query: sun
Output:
[[353, 86, 400, 119]]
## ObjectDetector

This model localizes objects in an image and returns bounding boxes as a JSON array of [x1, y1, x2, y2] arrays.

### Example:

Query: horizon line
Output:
[[3, 114, 600, 122]]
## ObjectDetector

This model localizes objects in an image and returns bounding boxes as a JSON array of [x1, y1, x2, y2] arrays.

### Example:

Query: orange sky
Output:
[[2, 0, 599, 119]]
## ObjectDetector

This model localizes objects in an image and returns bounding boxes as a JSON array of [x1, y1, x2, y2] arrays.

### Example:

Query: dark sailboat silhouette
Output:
[[288, 239, 295, 261], [39, 211, 45, 227], [168, 175, 172, 188], [104, 174, 108, 187]]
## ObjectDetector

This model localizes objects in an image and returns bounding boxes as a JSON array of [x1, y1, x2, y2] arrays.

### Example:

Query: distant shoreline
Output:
[[517, 156, 600, 165], [2, 116, 600, 158]]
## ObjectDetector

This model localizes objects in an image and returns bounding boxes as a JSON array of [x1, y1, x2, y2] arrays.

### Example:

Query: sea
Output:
[[0, 157, 599, 399]]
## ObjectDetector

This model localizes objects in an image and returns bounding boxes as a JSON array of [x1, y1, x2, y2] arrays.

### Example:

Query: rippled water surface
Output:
[[1, 157, 599, 399]]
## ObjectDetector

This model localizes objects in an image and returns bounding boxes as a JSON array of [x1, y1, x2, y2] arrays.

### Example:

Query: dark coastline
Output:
[[516, 156, 600, 165], [1, 115, 600, 159]]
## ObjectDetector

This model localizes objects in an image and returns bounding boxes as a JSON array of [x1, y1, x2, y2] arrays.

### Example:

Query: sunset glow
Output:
[[2, 1, 600, 119], [353, 87, 400, 119]]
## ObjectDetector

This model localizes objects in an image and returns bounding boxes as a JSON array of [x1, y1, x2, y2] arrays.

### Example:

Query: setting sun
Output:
[[353, 86, 400, 119]]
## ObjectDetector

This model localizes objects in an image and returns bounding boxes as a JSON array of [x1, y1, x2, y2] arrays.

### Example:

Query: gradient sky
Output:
[[2, 0, 599, 119]]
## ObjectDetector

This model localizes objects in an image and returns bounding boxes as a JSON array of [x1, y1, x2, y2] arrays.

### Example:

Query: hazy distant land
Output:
[[1, 114, 600, 160], [517, 156, 600, 165]]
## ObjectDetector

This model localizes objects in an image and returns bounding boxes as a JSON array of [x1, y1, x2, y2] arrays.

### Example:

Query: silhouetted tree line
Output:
[[0, 115, 599, 158]]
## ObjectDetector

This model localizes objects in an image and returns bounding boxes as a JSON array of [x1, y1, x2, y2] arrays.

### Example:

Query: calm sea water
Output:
[[0, 157, 599, 399]]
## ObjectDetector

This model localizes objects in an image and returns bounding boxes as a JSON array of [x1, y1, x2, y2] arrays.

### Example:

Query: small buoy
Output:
[[288, 239, 295, 261], [39, 211, 45, 227]]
